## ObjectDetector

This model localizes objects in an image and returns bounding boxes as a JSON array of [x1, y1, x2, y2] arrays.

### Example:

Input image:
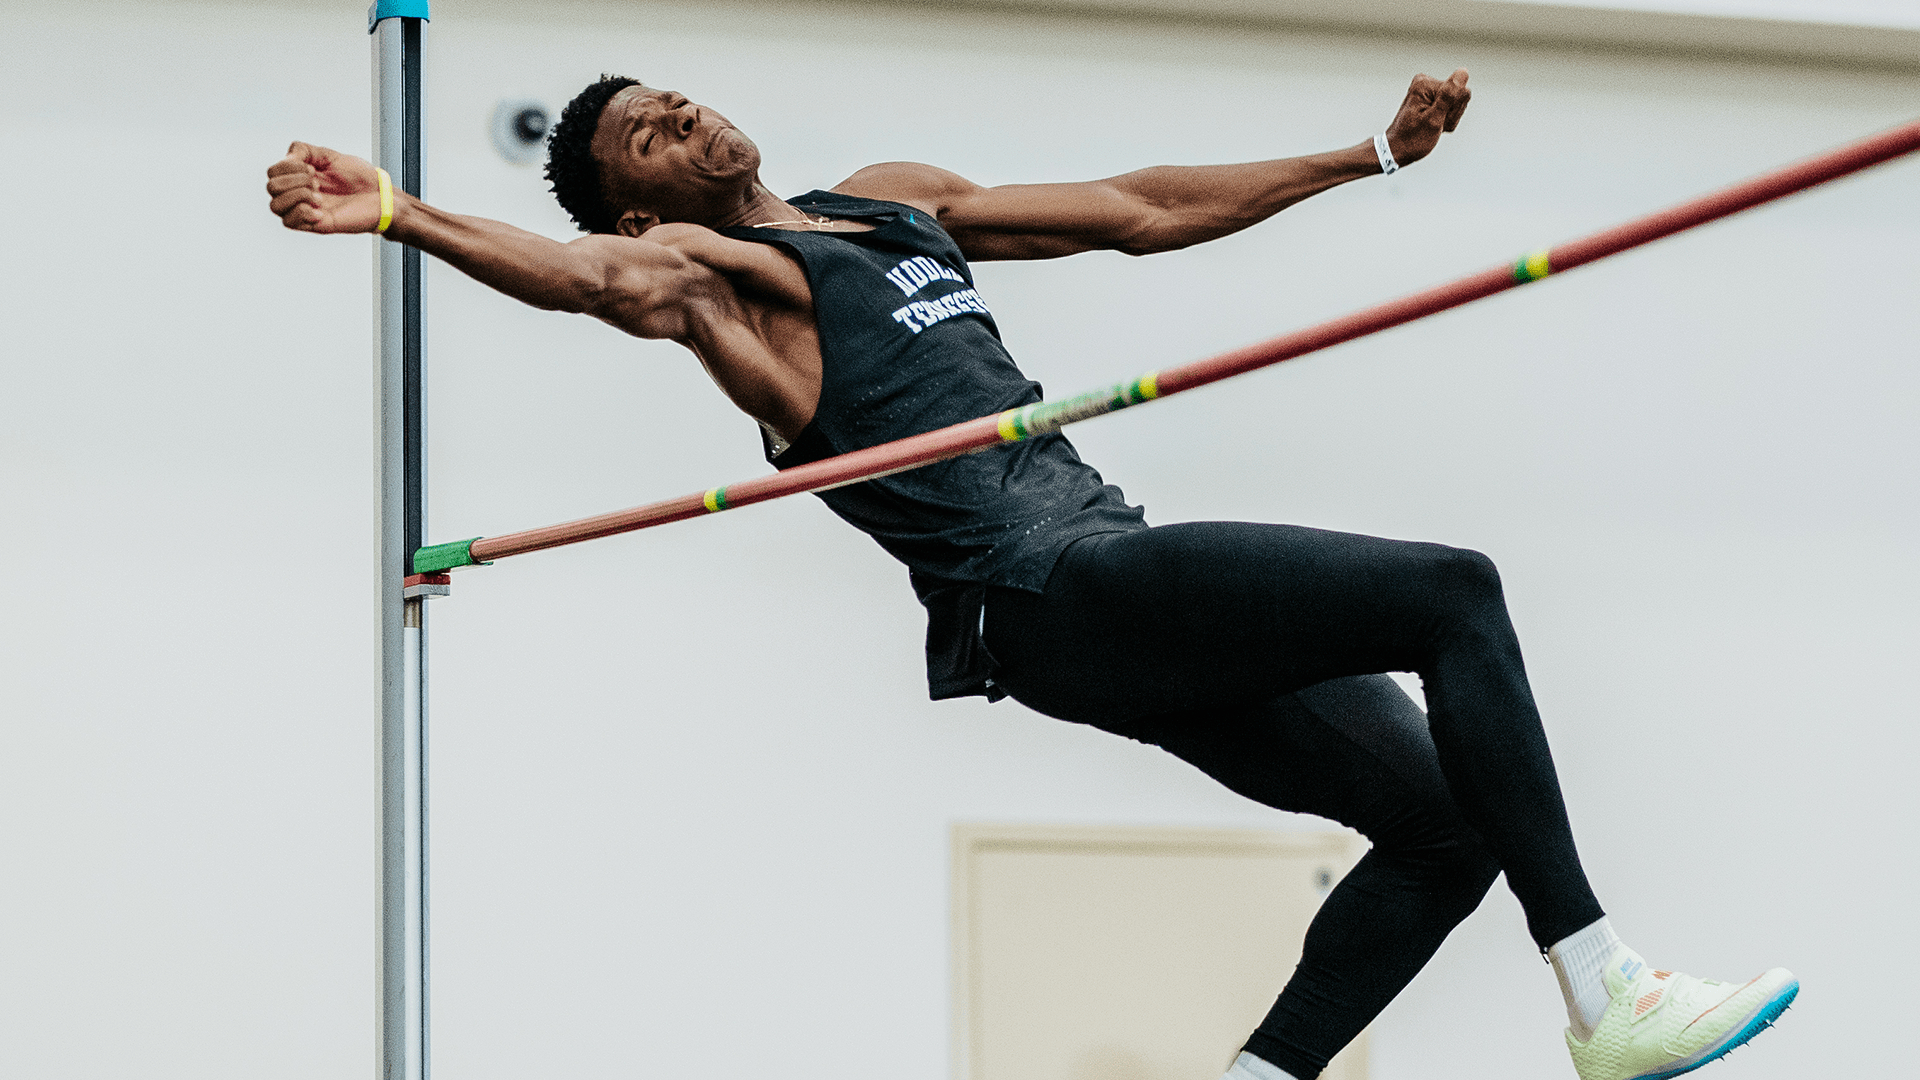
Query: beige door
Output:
[[952, 824, 1368, 1080]]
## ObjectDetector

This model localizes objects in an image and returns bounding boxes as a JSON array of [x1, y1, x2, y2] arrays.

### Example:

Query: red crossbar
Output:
[[462, 117, 1920, 566]]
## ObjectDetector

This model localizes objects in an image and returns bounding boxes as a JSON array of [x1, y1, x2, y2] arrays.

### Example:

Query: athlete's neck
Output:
[[704, 182, 799, 230]]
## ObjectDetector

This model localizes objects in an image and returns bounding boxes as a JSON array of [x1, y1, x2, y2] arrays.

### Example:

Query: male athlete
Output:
[[267, 69, 1795, 1080]]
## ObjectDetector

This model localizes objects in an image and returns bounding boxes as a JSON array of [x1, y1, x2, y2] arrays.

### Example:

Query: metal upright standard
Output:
[[372, 3, 434, 1080]]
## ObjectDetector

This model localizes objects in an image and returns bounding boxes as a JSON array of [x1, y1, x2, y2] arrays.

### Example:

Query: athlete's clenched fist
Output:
[[1382, 69, 1472, 167], [266, 141, 387, 234]]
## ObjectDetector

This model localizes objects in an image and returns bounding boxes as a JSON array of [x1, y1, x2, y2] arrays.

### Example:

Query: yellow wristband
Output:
[[376, 167, 394, 234]]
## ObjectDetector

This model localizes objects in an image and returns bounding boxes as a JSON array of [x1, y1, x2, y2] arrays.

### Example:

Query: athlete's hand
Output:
[[267, 141, 385, 234], [1383, 69, 1471, 167]]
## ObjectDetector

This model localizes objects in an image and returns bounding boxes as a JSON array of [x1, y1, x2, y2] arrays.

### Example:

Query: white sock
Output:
[[1222, 1051, 1302, 1080], [1548, 916, 1624, 1041]]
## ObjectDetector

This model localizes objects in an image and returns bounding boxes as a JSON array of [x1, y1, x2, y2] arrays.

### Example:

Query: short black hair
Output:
[[546, 74, 642, 234]]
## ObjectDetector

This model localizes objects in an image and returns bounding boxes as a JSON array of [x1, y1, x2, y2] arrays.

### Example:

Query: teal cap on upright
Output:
[[368, 0, 431, 31]]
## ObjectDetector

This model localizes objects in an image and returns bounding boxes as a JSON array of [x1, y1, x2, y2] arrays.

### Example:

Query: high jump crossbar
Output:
[[415, 116, 1920, 575]]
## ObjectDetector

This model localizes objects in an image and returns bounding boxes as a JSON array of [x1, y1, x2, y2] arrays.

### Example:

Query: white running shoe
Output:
[[1565, 946, 1797, 1080]]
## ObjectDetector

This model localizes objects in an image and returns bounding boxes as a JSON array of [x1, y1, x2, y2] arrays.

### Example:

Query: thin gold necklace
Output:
[[747, 213, 840, 229]]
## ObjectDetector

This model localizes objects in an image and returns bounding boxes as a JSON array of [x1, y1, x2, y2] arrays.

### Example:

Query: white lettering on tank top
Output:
[[884, 255, 966, 297], [890, 288, 991, 334]]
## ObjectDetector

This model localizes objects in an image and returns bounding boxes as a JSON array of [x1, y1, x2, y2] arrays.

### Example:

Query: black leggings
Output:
[[983, 522, 1604, 1080]]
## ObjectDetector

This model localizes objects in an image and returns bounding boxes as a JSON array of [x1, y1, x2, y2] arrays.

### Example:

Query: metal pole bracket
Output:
[[402, 573, 451, 600]]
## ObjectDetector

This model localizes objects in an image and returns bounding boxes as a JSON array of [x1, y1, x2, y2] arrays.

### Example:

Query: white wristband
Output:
[[1374, 132, 1399, 175]]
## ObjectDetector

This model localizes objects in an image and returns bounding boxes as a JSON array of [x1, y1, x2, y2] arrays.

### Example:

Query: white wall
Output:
[[2, 2, 1915, 1079]]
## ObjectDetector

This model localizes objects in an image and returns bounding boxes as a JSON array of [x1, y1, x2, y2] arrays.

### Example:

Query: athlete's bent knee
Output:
[[1419, 544, 1504, 609]]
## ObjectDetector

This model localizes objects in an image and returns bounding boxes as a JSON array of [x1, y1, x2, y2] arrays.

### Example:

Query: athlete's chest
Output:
[[687, 207, 1006, 438]]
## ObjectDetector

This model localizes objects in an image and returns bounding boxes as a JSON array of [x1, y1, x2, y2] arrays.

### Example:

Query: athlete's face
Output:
[[591, 85, 762, 235]]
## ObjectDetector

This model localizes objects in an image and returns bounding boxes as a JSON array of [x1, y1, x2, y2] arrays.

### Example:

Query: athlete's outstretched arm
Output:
[[265, 141, 753, 340], [837, 70, 1469, 261]]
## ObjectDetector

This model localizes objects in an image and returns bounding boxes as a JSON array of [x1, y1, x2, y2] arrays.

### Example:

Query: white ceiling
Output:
[[1510, 0, 1920, 31]]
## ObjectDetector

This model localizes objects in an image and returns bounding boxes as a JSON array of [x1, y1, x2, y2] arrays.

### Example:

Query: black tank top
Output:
[[720, 191, 1145, 699]]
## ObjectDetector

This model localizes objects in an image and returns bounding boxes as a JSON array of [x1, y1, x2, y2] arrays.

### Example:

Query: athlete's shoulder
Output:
[[831, 162, 983, 217], [642, 222, 797, 277], [565, 222, 731, 268], [584, 223, 807, 312], [643, 221, 738, 255]]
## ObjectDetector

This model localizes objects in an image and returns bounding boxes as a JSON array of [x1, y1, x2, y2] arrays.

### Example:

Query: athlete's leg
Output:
[[985, 521, 1602, 947], [1123, 675, 1501, 1079], [987, 523, 1795, 1080]]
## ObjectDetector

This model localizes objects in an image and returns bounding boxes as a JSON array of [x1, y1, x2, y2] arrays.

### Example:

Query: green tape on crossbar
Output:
[[413, 538, 486, 573]]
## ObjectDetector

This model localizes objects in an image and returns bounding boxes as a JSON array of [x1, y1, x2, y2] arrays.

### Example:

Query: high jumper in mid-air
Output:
[[268, 68, 1796, 1080]]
